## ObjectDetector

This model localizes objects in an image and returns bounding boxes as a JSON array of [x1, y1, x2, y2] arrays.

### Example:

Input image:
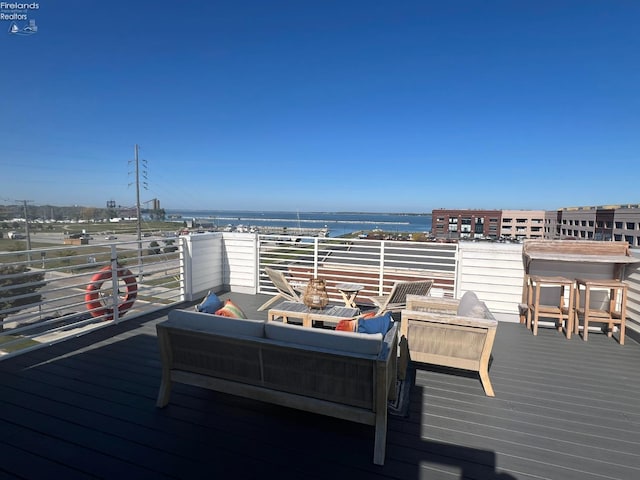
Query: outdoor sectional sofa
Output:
[[156, 308, 399, 465]]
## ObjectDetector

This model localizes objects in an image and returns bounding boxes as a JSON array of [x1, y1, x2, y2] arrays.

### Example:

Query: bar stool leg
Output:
[[565, 284, 574, 340], [533, 284, 540, 336], [557, 285, 564, 333], [583, 286, 590, 342], [574, 285, 580, 336], [618, 286, 626, 346]]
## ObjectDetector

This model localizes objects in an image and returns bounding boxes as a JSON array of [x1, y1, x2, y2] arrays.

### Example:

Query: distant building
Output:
[[432, 209, 501, 240], [500, 210, 545, 240], [552, 205, 640, 247], [613, 206, 640, 246], [434, 205, 640, 246]]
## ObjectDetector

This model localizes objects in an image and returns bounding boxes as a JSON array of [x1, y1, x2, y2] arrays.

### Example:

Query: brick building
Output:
[[432, 209, 501, 240]]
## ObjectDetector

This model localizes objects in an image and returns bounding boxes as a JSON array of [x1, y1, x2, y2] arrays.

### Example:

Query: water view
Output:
[[164, 210, 432, 238]]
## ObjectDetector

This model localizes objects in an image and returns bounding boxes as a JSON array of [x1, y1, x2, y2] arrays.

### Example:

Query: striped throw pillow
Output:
[[215, 299, 247, 319]]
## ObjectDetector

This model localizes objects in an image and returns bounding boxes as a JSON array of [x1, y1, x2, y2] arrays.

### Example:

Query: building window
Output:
[[615, 222, 623, 229], [627, 222, 636, 230]]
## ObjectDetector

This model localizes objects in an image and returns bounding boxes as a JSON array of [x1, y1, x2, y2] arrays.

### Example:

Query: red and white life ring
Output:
[[85, 265, 137, 320]]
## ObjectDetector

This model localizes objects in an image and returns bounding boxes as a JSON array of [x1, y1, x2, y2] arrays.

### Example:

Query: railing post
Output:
[[378, 241, 385, 295], [313, 238, 319, 278], [110, 245, 120, 323], [181, 236, 192, 301]]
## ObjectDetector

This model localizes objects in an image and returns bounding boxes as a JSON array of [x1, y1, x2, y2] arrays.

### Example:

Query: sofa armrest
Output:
[[402, 310, 498, 329], [380, 322, 399, 360]]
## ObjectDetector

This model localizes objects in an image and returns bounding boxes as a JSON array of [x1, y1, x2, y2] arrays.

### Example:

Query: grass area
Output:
[[1, 220, 181, 237], [143, 276, 180, 289], [0, 334, 39, 353], [0, 237, 179, 273], [136, 295, 175, 305]]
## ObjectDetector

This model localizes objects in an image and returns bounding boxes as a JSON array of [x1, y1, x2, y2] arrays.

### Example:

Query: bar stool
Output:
[[527, 275, 575, 338], [574, 278, 627, 345]]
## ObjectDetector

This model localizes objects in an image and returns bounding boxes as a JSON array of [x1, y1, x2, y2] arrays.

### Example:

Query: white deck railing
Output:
[[2, 234, 639, 359], [0, 238, 184, 358]]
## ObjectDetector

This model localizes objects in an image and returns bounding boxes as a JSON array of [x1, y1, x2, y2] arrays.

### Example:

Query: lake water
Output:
[[164, 210, 432, 237]]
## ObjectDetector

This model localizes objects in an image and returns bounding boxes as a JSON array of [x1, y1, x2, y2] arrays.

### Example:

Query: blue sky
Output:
[[1, 1, 638, 213]]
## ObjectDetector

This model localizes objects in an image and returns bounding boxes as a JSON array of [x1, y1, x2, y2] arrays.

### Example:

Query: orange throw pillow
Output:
[[335, 318, 357, 332], [214, 299, 247, 318]]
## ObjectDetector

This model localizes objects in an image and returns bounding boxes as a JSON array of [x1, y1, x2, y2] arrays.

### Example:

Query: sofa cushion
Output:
[[456, 291, 486, 318], [265, 322, 382, 355], [335, 318, 357, 332], [215, 299, 247, 318], [167, 309, 264, 337], [357, 312, 394, 335], [195, 291, 223, 314]]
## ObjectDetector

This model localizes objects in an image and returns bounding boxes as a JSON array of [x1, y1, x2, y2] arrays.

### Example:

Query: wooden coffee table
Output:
[[268, 301, 359, 328]]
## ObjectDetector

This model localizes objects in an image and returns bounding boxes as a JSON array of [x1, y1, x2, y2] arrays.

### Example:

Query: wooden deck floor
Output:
[[1, 293, 639, 480]]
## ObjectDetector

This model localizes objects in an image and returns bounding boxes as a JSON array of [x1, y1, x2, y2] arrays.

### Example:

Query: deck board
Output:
[[1, 293, 640, 480]]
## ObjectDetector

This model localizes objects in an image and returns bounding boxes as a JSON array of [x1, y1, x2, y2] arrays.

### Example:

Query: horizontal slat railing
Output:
[[1, 238, 185, 359], [257, 236, 458, 306]]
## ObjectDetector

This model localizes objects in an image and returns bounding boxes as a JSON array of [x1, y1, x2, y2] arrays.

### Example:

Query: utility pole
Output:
[[17, 199, 33, 262], [135, 144, 142, 244], [129, 144, 148, 279]]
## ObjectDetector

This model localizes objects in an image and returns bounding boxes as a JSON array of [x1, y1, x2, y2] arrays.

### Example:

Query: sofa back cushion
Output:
[[168, 309, 265, 338], [456, 291, 487, 318], [265, 322, 382, 355], [357, 312, 394, 334]]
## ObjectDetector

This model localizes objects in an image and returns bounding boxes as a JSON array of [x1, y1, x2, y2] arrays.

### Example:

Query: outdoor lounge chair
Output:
[[257, 266, 304, 311], [369, 280, 434, 314]]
